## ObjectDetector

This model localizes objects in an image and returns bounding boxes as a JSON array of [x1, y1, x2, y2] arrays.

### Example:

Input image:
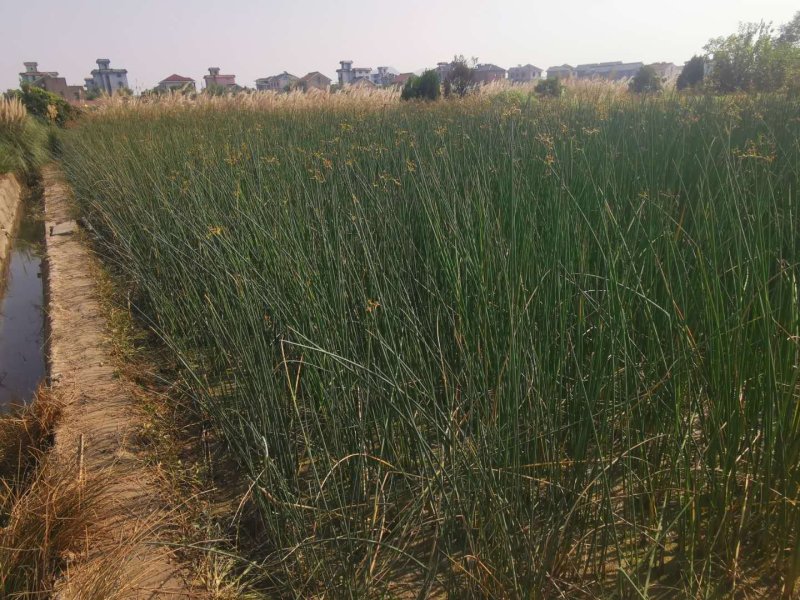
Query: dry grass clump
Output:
[[0, 98, 48, 176], [0, 97, 27, 128], [560, 76, 632, 102], [0, 388, 190, 598], [0, 388, 87, 596], [0, 388, 61, 499], [0, 458, 112, 597], [83, 77, 640, 121], [90, 85, 401, 119]]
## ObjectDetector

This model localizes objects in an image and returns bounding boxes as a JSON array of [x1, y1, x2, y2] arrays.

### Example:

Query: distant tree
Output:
[[629, 65, 663, 93], [677, 55, 706, 90], [776, 12, 800, 93], [703, 21, 789, 92], [400, 76, 419, 100], [534, 77, 563, 97], [417, 70, 441, 100], [445, 55, 476, 98], [401, 70, 441, 101], [778, 11, 800, 45]]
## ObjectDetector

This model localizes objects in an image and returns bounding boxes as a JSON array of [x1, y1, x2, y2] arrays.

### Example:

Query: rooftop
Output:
[[299, 72, 332, 82], [577, 61, 643, 69], [476, 63, 505, 71], [160, 74, 195, 83]]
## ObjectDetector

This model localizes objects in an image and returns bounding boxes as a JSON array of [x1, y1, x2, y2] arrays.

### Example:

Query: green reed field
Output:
[[61, 92, 800, 598]]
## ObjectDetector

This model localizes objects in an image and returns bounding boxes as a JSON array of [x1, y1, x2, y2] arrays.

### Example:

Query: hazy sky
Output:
[[1, 0, 797, 92]]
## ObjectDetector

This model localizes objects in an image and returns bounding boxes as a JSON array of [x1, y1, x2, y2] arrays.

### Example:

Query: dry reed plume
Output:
[[0, 97, 27, 128], [84, 77, 643, 120], [89, 86, 401, 118]]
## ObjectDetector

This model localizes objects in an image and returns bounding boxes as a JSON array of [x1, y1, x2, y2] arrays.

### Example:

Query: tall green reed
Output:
[[61, 93, 800, 598]]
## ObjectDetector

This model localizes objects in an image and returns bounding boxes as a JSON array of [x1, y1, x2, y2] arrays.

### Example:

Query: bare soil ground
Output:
[[42, 164, 199, 598]]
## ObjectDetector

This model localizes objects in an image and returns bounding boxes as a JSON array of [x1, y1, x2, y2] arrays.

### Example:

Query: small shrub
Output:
[[444, 55, 476, 98], [534, 77, 563, 97], [6, 85, 73, 126], [629, 65, 663, 93], [401, 70, 441, 101], [677, 56, 706, 90]]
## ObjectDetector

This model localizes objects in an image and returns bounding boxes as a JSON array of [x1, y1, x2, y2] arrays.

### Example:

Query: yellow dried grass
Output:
[[0, 97, 27, 128], [77, 76, 645, 121], [88, 86, 401, 119]]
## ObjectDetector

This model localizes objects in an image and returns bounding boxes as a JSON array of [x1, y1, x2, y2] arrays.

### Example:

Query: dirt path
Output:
[[43, 164, 197, 598]]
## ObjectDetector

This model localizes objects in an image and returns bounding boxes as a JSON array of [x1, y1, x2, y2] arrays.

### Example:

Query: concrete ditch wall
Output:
[[0, 174, 22, 273]]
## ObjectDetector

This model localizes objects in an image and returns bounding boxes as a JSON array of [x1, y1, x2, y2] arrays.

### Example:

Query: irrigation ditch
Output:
[[0, 175, 46, 411], [0, 166, 200, 598]]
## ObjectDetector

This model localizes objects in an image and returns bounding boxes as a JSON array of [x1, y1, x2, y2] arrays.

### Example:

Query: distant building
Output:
[[350, 78, 377, 89], [576, 61, 644, 80], [255, 72, 299, 92], [156, 74, 196, 92], [649, 62, 681, 80], [337, 61, 355, 85], [435, 62, 453, 81], [508, 64, 543, 84], [369, 66, 399, 86], [85, 59, 129, 95], [19, 61, 57, 84], [546, 65, 576, 79], [38, 76, 86, 102], [19, 62, 84, 102], [203, 67, 237, 90], [393, 73, 414, 87], [336, 60, 400, 86], [298, 72, 332, 92], [473, 63, 506, 85]]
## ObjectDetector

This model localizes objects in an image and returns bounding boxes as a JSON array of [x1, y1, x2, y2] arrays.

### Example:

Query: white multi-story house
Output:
[[203, 67, 238, 90], [337, 61, 397, 86], [369, 66, 399, 86], [256, 72, 299, 92], [20, 61, 58, 84], [156, 74, 196, 92], [473, 64, 506, 84], [337, 61, 375, 85], [546, 65, 576, 79], [649, 62, 681, 80], [434, 62, 453, 81], [19, 62, 85, 101], [508, 64, 543, 83], [337, 61, 356, 85], [85, 59, 129, 94], [576, 61, 644, 80], [297, 72, 332, 92]]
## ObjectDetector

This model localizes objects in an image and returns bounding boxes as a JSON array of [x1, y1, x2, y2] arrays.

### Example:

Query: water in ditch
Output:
[[0, 189, 46, 411]]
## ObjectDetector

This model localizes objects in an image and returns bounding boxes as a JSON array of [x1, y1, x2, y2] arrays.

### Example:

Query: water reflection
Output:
[[0, 202, 45, 410]]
